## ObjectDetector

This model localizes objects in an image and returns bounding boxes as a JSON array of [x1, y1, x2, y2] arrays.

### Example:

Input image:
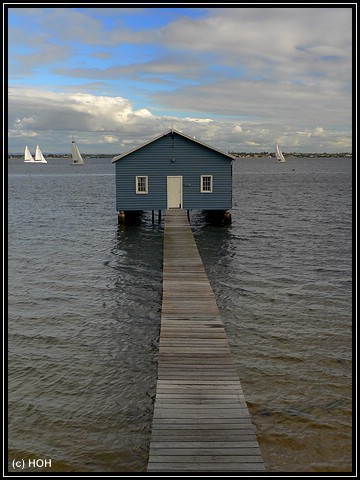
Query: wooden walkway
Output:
[[147, 210, 265, 472]]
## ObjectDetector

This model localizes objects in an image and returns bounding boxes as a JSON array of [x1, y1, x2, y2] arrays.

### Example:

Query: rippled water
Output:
[[7, 157, 352, 473]]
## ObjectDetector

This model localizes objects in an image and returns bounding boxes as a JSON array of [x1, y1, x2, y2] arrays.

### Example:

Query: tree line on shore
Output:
[[8, 151, 352, 159]]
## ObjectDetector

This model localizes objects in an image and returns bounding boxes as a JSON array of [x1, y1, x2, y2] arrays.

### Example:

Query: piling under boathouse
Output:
[[112, 129, 233, 224]]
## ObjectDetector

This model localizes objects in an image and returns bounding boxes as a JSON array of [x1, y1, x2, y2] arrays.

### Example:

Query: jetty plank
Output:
[[147, 209, 265, 473]]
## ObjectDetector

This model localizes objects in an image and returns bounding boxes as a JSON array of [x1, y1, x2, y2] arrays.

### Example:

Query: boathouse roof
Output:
[[112, 128, 234, 163]]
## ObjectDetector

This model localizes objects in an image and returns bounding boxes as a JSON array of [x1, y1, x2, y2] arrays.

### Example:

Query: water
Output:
[[7, 157, 352, 474]]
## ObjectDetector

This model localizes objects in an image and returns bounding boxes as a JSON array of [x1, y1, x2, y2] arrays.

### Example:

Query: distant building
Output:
[[112, 129, 233, 223]]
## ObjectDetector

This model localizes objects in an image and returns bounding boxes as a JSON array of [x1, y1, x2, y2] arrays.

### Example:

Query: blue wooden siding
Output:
[[115, 132, 232, 211]]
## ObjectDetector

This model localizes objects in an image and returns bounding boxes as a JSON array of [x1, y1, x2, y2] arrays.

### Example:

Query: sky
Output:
[[6, 5, 353, 154]]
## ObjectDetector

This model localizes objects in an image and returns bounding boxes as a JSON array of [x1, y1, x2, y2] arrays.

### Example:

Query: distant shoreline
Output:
[[8, 154, 115, 159], [230, 152, 352, 158], [8, 152, 352, 159]]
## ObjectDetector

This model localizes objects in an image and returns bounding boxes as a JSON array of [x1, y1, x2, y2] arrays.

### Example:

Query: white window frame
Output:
[[135, 176, 148, 194], [201, 175, 213, 193]]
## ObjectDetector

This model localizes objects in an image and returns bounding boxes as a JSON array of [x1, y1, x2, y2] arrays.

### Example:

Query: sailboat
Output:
[[35, 144, 47, 163], [275, 143, 286, 163], [24, 145, 35, 163], [70, 138, 85, 165]]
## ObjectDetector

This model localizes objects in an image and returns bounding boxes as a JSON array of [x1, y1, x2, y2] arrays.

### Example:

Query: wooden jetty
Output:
[[147, 209, 265, 472]]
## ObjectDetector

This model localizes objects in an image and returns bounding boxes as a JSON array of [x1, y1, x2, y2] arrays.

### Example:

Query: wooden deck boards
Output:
[[147, 209, 265, 472]]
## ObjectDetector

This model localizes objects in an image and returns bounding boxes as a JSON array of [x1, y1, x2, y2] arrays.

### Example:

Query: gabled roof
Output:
[[112, 128, 234, 163]]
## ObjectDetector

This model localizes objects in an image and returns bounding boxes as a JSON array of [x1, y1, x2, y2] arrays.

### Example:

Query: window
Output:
[[201, 175, 213, 193], [136, 176, 148, 194]]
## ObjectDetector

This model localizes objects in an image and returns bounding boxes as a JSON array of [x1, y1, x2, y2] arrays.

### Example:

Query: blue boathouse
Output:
[[112, 128, 233, 224]]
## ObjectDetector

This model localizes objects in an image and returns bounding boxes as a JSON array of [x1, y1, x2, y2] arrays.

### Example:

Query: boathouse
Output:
[[112, 129, 233, 224]]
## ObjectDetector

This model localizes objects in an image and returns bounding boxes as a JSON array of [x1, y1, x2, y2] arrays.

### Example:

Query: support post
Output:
[[224, 210, 232, 225], [118, 211, 126, 225], [152, 210, 155, 224], [158, 210, 161, 223]]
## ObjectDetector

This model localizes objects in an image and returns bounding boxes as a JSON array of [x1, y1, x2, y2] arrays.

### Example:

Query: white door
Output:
[[167, 176, 183, 209]]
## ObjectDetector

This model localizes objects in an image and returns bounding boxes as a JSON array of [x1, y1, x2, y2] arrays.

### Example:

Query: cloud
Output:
[[8, 87, 154, 131], [8, 86, 352, 154], [149, 75, 351, 128], [53, 54, 207, 83], [152, 8, 351, 69]]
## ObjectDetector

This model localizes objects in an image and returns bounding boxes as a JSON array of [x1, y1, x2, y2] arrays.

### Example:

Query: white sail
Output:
[[275, 143, 286, 162], [35, 145, 47, 163], [24, 145, 35, 163], [71, 139, 85, 165]]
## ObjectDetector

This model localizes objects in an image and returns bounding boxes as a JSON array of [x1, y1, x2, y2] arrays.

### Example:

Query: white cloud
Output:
[[311, 127, 325, 137], [8, 86, 352, 154]]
